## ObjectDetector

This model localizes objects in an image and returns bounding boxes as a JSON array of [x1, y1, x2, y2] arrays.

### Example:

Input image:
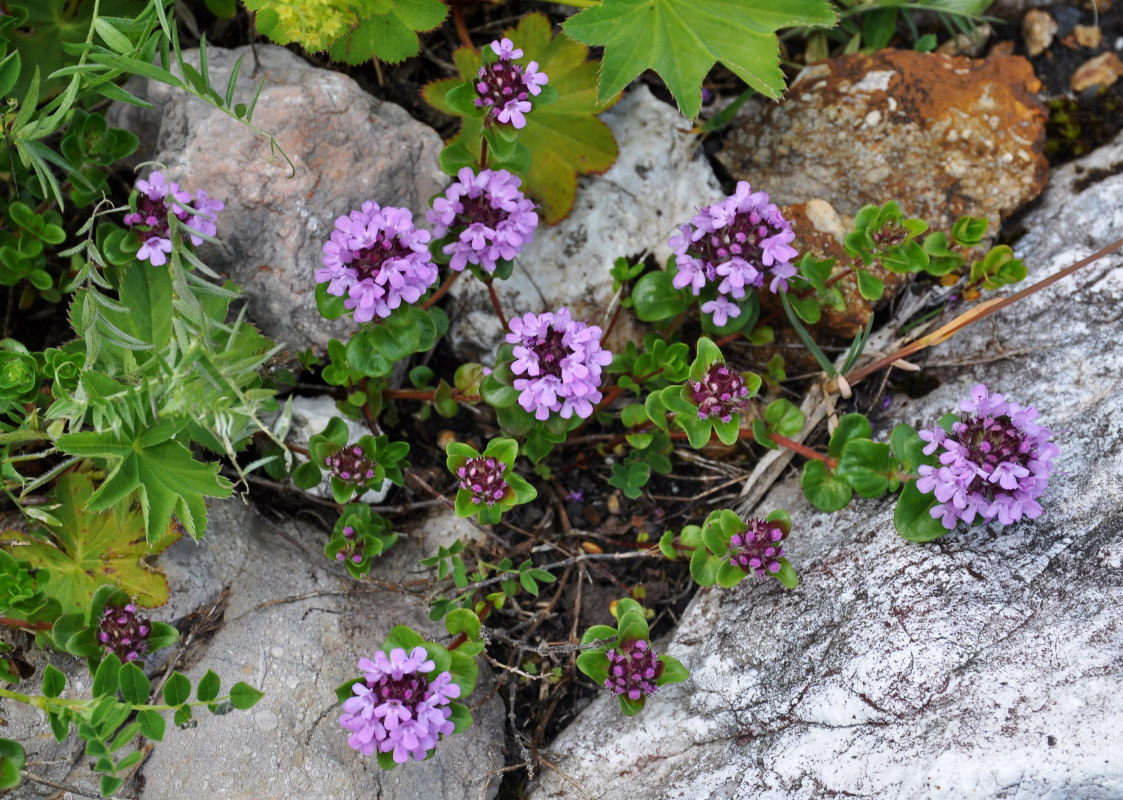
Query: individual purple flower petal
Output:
[[184, 189, 225, 245], [700, 296, 740, 327], [427, 168, 538, 274], [490, 38, 522, 60], [137, 236, 173, 266], [916, 384, 1058, 530], [316, 202, 438, 323], [474, 39, 549, 127], [667, 180, 798, 301], [506, 307, 612, 421]]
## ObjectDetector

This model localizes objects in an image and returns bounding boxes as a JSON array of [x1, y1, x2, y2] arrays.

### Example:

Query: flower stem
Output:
[[422, 269, 462, 310], [768, 433, 836, 468], [485, 279, 507, 330], [452, 4, 473, 49]]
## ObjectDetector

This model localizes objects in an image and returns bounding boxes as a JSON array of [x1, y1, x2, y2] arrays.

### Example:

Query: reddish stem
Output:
[[485, 279, 507, 330], [422, 269, 462, 310], [452, 5, 473, 49], [768, 433, 837, 469]]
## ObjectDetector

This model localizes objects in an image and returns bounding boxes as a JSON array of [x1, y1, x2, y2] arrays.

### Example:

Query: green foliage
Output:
[[607, 429, 672, 499], [1, 472, 180, 614], [446, 438, 537, 525], [609, 334, 691, 396], [55, 422, 232, 543], [820, 0, 992, 56], [324, 503, 398, 579], [564, 0, 836, 119], [751, 398, 805, 450], [423, 13, 619, 224], [295, 415, 409, 503], [672, 509, 796, 589], [575, 597, 688, 715], [243, 0, 447, 64]]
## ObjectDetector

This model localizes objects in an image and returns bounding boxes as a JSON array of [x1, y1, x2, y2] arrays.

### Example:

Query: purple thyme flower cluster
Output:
[[916, 384, 1059, 530], [669, 181, 798, 325], [325, 444, 376, 485], [728, 519, 785, 578], [689, 364, 752, 423], [339, 646, 461, 764], [604, 639, 660, 701], [98, 602, 151, 663], [507, 307, 612, 421], [124, 171, 224, 267], [458, 456, 509, 506], [474, 38, 549, 129], [427, 168, 538, 273], [316, 202, 439, 323]]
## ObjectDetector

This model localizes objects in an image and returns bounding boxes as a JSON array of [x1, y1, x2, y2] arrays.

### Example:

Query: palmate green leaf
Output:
[[423, 13, 619, 224], [329, 0, 447, 64], [1, 473, 180, 614], [56, 423, 233, 541], [563, 0, 836, 119]]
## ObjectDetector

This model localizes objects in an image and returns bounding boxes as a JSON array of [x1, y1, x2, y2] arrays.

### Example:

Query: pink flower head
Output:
[[915, 384, 1058, 530], [341, 646, 461, 763], [669, 181, 798, 299], [315, 202, 438, 323], [124, 170, 222, 266], [427, 168, 538, 273], [474, 39, 549, 128], [506, 308, 612, 421]]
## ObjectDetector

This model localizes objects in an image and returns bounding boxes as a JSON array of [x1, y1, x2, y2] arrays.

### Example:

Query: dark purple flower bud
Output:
[[98, 602, 152, 663], [689, 364, 752, 423], [604, 639, 661, 701], [324, 444, 377, 487], [728, 518, 785, 578], [457, 456, 509, 507]]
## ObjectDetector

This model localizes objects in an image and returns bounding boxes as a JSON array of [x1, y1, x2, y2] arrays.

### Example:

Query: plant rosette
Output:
[[335, 625, 476, 769], [647, 337, 762, 448], [0, 339, 42, 415], [52, 585, 179, 675], [575, 598, 688, 715], [293, 416, 408, 504], [446, 438, 537, 525], [325, 504, 399, 579], [681, 509, 798, 589]]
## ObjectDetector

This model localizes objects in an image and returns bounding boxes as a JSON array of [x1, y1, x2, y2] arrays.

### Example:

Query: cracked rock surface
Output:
[[528, 128, 1123, 800]]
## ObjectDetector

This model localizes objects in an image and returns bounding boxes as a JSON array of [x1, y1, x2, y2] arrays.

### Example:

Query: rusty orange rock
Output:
[[718, 49, 1048, 237]]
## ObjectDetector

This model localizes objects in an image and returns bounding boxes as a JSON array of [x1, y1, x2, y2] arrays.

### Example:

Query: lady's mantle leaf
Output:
[[56, 422, 232, 542], [423, 13, 619, 224], [563, 0, 836, 118], [0, 473, 180, 614]]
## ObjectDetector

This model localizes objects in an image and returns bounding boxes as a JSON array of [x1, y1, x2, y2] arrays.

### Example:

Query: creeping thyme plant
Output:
[[0, 0, 1109, 794]]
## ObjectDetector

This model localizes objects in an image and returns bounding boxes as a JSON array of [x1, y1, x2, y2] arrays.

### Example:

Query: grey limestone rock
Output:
[[106, 44, 446, 354], [528, 128, 1123, 800]]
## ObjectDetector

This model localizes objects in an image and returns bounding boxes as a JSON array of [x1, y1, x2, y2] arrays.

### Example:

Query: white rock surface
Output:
[[446, 85, 723, 362], [528, 129, 1123, 800]]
